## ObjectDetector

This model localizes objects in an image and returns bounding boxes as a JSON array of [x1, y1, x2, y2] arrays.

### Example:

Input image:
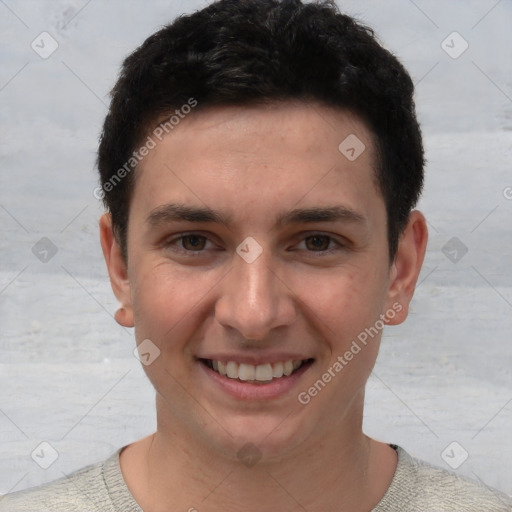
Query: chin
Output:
[[210, 411, 317, 465]]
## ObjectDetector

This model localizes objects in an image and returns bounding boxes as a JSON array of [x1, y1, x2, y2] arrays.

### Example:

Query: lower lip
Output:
[[197, 360, 314, 400]]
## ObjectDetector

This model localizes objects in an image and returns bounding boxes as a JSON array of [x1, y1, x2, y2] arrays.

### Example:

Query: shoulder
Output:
[[374, 445, 512, 512], [0, 449, 127, 512]]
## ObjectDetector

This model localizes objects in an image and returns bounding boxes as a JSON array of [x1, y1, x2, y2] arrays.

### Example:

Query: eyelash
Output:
[[164, 232, 346, 257]]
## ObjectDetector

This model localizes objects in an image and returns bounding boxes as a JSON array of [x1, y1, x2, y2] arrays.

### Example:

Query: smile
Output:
[[200, 358, 313, 383]]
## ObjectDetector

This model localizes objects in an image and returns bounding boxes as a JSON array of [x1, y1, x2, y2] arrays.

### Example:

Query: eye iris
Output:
[[306, 235, 329, 251], [183, 235, 205, 250]]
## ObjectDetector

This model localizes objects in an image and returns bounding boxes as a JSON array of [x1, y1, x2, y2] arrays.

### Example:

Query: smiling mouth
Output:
[[199, 358, 314, 383]]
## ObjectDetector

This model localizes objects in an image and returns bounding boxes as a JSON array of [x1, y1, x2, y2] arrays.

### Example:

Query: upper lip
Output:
[[197, 354, 314, 365]]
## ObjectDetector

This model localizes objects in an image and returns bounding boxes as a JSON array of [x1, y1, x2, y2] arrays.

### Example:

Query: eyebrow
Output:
[[147, 204, 232, 226], [275, 205, 365, 227], [146, 203, 366, 228]]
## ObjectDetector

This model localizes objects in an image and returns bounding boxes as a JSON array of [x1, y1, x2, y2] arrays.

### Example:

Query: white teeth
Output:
[[283, 361, 294, 376], [238, 363, 256, 381], [272, 362, 284, 378], [217, 360, 227, 376], [255, 363, 273, 381], [208, 359, 308, 381], [226, 361, 238, 379]]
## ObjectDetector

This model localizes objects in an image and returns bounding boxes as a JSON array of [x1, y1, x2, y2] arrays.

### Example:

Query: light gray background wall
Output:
[[1, 0, 511, 498]]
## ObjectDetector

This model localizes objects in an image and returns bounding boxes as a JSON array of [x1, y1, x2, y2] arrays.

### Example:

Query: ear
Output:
[[99, 213, 134, 327], [384, 210, 428, 325]]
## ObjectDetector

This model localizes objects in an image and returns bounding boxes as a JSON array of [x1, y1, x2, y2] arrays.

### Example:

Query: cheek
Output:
[[299, 269, 387, 401], [129, 265, 218, 396], [299, 264, 388, 340], [130, 263, 214, 344]]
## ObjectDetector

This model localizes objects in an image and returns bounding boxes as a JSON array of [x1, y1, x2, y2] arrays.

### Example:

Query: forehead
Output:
[[131, 102, 383, 227]]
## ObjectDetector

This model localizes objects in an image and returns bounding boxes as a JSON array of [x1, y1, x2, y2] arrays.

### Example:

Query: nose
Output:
[[214, 247, 296, 340]]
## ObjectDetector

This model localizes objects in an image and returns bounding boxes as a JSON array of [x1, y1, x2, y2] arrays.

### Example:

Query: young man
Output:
[[1, 0, 510, 510]]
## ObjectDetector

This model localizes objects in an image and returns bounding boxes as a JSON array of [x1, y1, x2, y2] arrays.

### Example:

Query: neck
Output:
[[120, 393, 397, 512]]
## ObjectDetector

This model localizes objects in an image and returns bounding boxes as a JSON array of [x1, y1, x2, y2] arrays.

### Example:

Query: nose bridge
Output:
[[215, 246, 293, 339], [239, 251, 276, 312]]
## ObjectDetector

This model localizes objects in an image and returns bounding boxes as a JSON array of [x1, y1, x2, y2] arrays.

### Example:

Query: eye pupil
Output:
[[307, 235, 329, 251], [183, 235, 205, 250]]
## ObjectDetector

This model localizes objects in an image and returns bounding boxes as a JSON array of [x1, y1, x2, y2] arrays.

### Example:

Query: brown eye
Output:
[[181, 234, 207, 251], [304, 235, 331, 251]]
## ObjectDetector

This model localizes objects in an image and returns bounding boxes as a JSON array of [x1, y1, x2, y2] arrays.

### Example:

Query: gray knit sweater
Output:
[[1, 445, 511, 511]]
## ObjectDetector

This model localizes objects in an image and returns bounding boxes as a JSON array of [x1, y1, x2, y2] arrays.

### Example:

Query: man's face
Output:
[[111, 102, 407, 459]]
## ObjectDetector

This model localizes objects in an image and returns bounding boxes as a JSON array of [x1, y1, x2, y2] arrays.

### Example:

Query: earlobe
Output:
[[385, 210, 428, 325], [99, 213, 134, 328], [114, 306, 133, 328]]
